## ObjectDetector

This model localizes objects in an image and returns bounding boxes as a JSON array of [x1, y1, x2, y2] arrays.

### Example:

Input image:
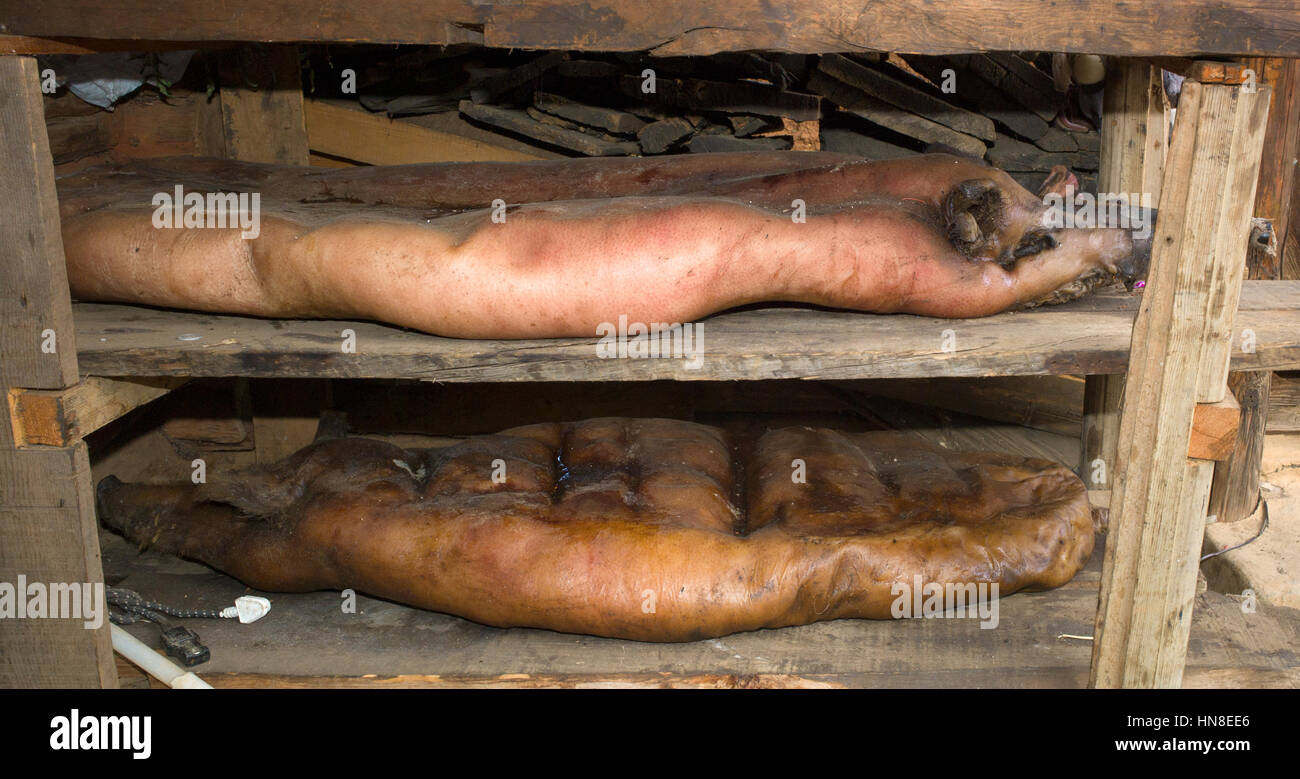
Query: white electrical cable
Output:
[[110, 623, 213, 689]]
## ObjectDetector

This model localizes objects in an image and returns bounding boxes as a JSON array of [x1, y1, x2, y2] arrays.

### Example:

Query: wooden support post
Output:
[[1209, 58, 1300, 523], [204, 45, 310, 165], [0, 56, 116, 687], [1081, 375, 1124, 486], [202, 44, 323, 464], [1091, 79, 1271, 688], [1081, 61, 1168, 488]]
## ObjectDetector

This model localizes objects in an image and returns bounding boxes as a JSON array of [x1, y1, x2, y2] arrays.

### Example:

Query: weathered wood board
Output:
[[1082, 61, 1168, 489], [101, 535, 1298, 689], [1092, 81, 1272, 688], [6, 2, 1300, 57], [0, 56, 115, 688], [71, 282, 1300, 382]]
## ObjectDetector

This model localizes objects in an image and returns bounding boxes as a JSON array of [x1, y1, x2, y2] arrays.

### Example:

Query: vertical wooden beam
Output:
[[1209, 58, 1300, 523], [208, 45, 309, 165], [1240, 60, 1300, 281], [1081, 375, 1124, 487], [1, 58, 78, 390], [1091, 80, 1271, 688], [1288, 180, 1300, 280], [203, 44, 319, 460], [1081, 62, 1168, 489], [0, 55, 116, 688]]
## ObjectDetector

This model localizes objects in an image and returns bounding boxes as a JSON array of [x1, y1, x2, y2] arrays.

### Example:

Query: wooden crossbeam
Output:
[[7, 377, 185, 447], [0, 34, 210, 55], [5, 2, 1300, 57]]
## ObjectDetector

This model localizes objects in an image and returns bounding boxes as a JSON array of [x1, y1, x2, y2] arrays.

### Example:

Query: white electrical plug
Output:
[[220, 595, 271, 624]]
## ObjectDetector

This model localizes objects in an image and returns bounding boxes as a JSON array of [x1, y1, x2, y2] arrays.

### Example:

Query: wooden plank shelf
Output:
[[3, 13, 1294, 689], [103, 536, 1299, 689], [7, 1, 1300, 57], [74, 281, 1300, 382]]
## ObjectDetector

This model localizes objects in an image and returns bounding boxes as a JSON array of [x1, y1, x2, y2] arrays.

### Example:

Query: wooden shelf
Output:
[[74, 281, 1300, 382], [104, 535, 1298, 689], [8, 1, 1300, 57], [3, 16, 1293, 690]]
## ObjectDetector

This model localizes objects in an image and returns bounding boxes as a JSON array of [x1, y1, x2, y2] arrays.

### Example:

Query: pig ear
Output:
[[944, 178, 1003, 257], [1037, 165, 1078, 200]]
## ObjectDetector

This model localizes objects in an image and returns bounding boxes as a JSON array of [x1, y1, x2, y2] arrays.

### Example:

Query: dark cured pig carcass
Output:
[[97, 419, 1094, 642], [57, 152, 1149, 338]]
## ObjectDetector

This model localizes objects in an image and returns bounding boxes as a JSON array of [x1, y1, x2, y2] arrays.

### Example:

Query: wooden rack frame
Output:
[[3, 3, 1298, 689]]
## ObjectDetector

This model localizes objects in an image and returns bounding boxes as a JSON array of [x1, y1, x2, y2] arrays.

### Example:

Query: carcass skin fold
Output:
[[58, 153, 1149, 338], [97, 419, 1094, 642]]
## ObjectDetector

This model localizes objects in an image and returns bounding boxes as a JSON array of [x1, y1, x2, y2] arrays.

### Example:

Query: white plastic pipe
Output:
[[111, 623, 213, 689]]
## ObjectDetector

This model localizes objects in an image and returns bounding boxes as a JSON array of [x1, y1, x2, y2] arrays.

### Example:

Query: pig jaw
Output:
[[1009, 227, 1153, 310]]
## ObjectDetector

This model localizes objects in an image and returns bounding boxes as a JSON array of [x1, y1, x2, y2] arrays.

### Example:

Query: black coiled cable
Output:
[[107, 587, 225, 622], [107, 587, 213, 667]]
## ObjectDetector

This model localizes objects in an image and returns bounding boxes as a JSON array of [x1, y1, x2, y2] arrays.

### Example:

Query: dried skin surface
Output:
[[98, 418, 1093, 641], [57, 153, 1147, 338]]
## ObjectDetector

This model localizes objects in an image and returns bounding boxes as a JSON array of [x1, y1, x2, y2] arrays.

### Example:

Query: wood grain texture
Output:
[[1211, 58, 1300, 522], [0, 443, 116, 688], [0, 56, 77, 389], [0, 34, 208, 55], [100, 536, 1298, 688], [305, 100, 545, 164], [1243, 59, 1300, 280], [1206, 220, 1276, 520], [7, 377, 184, 447], [816, 54, 995, 141], [46, 87, 224, 175], [1197, 94, 1274, 400], [0, 56, 114, 688], [616, 75, 820, 120], [45, 110, 110, 165], [459, 100, 638, 156], [187, 666, 1299, 688], [1081, 376, 1123, 489], [6, 2, 1300, 56], [809, 71, 985, 158], [961, 54, 1056, 122], [1082, 61, 1168, 490], [1187, 394, 1241, 462], [1209, 371, 1272, 519], [212, 46, 309, 165], [53, 284, 1300, 384], [66, 282, 1300, 383], [1150, 58, 1256, 85], [1091, 81, 1272, 689], [844, 376, 1085, 437], [1268, 373, 1300, 432]]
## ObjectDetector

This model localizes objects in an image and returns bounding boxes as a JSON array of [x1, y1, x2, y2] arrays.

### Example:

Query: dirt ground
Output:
[[1203, 433, 1300, 610]]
